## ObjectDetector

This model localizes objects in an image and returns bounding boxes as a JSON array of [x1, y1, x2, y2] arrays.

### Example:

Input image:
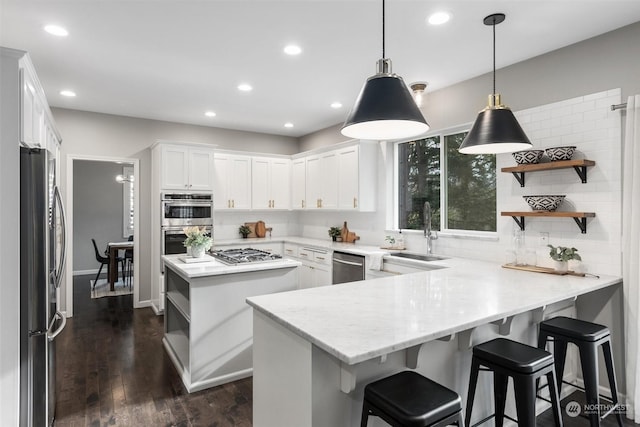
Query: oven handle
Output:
[[163, 227, 211, 235], [162, 201, 213, 207]]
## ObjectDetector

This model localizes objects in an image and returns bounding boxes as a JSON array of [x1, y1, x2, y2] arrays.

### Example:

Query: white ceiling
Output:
[[2, 1, 640, 138]]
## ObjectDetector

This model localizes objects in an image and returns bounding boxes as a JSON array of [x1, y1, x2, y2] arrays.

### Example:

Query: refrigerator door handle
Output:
[[53, 186, 67, 288], [47, 311, 66, 342]]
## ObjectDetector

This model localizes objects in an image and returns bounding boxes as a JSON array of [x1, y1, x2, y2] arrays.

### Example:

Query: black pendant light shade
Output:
[[458, 13, 532, 154], [342, 60, 429, 140], [341, 0, 429, 141], [459, 95, 531, 154]]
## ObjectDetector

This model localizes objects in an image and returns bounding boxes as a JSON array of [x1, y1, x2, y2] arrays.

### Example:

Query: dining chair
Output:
[[125, 235, 133, 287], [91, 239, 125, 289]]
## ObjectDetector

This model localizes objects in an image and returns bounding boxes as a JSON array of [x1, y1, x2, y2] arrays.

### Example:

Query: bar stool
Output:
[[538, 316, 624, 427], [465, 338, 563, 427], [360, 370, 464, 427]]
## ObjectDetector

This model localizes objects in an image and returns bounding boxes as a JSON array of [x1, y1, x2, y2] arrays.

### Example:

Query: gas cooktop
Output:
[[211, 248, 282, 265]]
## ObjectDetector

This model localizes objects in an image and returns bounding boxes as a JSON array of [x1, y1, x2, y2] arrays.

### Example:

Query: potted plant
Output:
[[183, 226, 212, 258], [328, 226, 342, 242], [239, 225, 251, 239], [547, 244, 581, 272]]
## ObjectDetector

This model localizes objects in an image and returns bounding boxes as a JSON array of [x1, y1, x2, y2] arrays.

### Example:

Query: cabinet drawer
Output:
[[298, 247, 313, 260], [312, 250, 331, 265], [284, 243, 298, 258]]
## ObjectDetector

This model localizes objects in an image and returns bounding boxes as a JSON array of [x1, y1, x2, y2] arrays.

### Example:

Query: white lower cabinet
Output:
[[291, 245, 332, 288]]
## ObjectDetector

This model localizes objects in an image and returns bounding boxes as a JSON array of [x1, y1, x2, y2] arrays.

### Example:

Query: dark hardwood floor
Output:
[[55, 274, 252, 427], [56, 274, 636, 426]]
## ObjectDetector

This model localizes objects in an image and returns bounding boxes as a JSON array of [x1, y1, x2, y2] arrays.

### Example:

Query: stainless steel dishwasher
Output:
[[332, 251, 365, 284]]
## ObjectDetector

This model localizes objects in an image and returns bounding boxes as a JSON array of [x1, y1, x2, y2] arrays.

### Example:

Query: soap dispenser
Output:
[[397, 230, 405, 250]]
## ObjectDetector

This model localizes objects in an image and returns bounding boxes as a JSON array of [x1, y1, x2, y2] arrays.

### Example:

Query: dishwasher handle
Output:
[[333, 258, 364, 267]]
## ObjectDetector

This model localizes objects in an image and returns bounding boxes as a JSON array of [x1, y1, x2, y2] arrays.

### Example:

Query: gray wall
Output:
[[299, 21, 640, 151], [72, 160, 130, 272], [52, 108, 299, 309]]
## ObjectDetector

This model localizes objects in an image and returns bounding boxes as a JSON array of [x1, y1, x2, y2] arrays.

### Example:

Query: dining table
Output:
[[107, 241, 134, 291]]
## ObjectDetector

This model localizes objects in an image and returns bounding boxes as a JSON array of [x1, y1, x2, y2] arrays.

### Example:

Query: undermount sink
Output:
[[388, 252, 447, 262]]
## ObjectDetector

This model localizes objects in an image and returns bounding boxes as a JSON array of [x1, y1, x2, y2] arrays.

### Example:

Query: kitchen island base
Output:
[[251, 275, 624, 427], [253, 310, 566, 427], [162, 257, 299, 393]]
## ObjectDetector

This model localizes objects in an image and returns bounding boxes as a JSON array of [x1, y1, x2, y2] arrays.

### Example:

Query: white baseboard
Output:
[[74, 266, 126, 276], [135, 300, 152, 309]]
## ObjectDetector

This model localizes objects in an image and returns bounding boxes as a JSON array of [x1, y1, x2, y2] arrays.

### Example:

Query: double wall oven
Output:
[[161, 192, 213, 255]]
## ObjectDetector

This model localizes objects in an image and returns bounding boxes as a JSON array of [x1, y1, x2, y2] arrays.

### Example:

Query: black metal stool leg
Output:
[[546, 369, 564, 427], [513, 376, 537, 427], [578, 342, 601, 427], [493, 372, 508, 427], [552, 339, 568, 396], [602, 340, 624, 427], [465, 358, 480, 427], [360, 400, 370, 427]]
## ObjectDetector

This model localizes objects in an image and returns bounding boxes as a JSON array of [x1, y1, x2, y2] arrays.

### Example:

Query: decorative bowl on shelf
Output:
[[544, 146, 576, 161], [523, 195, 566, 211], [512, 149, 545, 164]]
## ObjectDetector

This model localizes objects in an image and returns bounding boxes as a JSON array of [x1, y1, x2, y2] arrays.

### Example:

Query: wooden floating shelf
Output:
[[501, 159, 596, 187], [501, 211, 596, 234]]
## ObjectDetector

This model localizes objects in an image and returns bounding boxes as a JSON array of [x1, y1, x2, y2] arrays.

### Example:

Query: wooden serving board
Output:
[[502, 263, 585, 277]]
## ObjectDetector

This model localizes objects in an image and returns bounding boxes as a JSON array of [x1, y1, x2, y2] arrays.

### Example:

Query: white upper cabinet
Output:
[[302, 142, 377, 211], [337, 145, 359, 210], [19, 55, 59, 150], [188, 148, 216, 191], [214, 153, 251, 210], [251, 157, 290, 210], [306, 151, 338, 209], [160, 144, 214, 191], [291, 158, 306, 210]]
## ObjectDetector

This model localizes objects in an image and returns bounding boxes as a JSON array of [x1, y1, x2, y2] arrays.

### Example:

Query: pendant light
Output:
[[341, 0, 429, 141], [458, 13, 532, 154]]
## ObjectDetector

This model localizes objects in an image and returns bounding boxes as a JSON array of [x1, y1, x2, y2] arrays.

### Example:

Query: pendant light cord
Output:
[[382, 0, 386, 58], [492, 16, 496, 95]]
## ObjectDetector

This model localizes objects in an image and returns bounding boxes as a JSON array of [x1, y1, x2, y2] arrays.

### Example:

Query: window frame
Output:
[[393, 126, 499, 239]]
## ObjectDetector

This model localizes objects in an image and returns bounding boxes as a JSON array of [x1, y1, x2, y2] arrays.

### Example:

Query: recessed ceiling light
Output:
[[330, 102, 343, 109], [44, 25, 68, 37], [284, 122, 294, 128], [205, 111, 216, 117], [237, 83, 253, 92], [60, 90, 76, 97], [428, 12, 451, 25], [284, 44, 302, 55]]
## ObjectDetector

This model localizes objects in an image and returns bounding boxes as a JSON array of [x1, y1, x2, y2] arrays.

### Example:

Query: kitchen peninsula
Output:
[[162, 254, 300, 392], [247, 257, 623, 427]]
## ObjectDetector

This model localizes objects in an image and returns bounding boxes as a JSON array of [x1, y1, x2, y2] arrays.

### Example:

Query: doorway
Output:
[[64, 155, 140, 317]]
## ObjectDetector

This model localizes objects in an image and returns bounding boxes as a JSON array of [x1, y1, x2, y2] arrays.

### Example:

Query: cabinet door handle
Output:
[[302, 200, 305, 208], [272, 200, 275, 208], [316, 256, 325, 261], [354, 197, 358, 208], [227, 200, 231, 208], [232, 200, 235, 208]]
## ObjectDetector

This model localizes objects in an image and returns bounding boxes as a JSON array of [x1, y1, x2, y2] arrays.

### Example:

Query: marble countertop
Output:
[[246, 257, 622, 365], [163, 254, 301, 279]]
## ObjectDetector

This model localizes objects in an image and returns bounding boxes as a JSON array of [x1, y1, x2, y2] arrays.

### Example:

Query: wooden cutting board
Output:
[[502, 264, 585, 277], [255, 221, 266, 238]]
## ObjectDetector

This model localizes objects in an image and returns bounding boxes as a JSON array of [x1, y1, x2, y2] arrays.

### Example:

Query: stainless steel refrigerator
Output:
[[20, 147, 67, 427]]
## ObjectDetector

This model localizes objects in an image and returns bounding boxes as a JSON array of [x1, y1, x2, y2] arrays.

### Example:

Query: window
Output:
[[397, 131, 496, 233]]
